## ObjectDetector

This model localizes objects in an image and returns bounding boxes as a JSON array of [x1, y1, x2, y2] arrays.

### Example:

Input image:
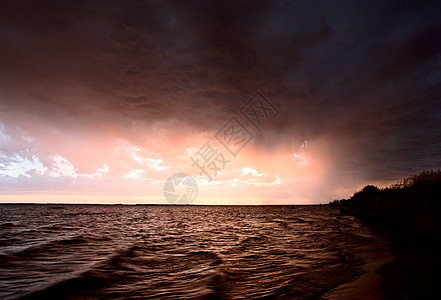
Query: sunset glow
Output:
[[1, 1, 440, 204]]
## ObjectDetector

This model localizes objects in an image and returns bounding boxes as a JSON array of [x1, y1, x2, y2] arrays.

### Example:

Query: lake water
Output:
[[0, 204, 387, 299]]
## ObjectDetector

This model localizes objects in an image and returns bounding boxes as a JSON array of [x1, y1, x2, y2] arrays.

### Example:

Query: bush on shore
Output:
[[330, 170, 441, 239]]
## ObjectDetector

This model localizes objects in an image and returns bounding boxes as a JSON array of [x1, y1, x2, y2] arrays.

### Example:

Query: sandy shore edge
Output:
[[321, 221, 394, 300]]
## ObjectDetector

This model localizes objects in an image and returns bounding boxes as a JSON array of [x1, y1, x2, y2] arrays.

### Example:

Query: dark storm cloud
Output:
[[1, 0, 441, 183]]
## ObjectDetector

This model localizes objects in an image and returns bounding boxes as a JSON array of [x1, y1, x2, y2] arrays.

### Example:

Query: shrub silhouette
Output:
[[330, 170, 441, 239]]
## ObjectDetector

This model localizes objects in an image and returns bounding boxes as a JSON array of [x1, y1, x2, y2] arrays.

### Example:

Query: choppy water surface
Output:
[[0, 205, 376, 299]]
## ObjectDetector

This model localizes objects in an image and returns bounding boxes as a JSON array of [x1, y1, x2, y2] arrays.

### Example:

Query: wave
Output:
[[20, 244, 230, 300], [0, 222, 17, 229], [0, 235, 88, 261]]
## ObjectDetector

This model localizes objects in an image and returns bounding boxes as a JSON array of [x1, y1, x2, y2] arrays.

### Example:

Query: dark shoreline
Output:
[[331, 171, 441, 299], [322, 210, 441, 299], [321, 214, 394, 299], [369, 221, 441, 299], [326, 211, 441, 299]]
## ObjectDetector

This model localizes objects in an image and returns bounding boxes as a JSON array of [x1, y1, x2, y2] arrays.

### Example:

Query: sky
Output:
[[1, 0, 440, 204]]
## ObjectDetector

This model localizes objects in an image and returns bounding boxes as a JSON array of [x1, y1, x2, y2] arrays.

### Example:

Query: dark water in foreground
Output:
[[0, 205, 383, 299]]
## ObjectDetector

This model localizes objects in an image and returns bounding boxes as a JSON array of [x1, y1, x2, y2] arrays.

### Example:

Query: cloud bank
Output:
[[1, 0, 440, 203]]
